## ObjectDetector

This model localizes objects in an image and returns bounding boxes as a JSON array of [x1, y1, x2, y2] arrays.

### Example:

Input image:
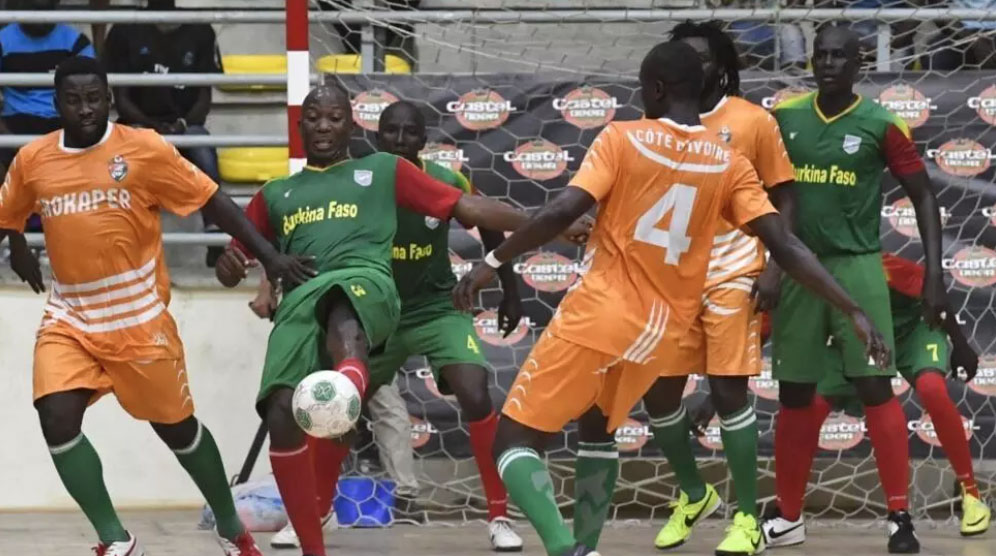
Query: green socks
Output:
[[497, 447, 575, 556], [49, 434, 129, 544], [650, 405, 707, 502], [573, 441, 619, 550], [173, 422, 245, 540], [719, 405, 759, 517]]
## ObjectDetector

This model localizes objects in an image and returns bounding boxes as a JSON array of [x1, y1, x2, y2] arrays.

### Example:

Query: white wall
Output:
[[0, 286, 274, 510]]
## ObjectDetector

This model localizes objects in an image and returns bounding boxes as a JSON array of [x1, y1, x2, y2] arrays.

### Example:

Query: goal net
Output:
[[305, 0, 996, 525]]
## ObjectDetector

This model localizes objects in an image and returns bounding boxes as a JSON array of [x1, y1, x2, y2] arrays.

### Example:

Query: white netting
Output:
[[305, 1, 996, 527]]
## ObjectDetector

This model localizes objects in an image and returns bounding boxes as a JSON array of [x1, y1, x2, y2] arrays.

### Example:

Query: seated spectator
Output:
[[317, 0, 421, 70], [923, 0, 996, 69], [706, 0, 807, 71]]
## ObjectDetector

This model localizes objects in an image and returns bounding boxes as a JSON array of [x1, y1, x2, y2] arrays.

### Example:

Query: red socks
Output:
[[468, 412, 509, 520], [774, 395, 831, 521], [915, 372, 978, 497], [270, 445, 327, 556], [865, 397, 910, 512], [308, 436, 351, 515], [337, 357, 369, 399]]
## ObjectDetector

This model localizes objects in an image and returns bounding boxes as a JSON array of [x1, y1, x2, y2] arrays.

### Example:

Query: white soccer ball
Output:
[[292, 370, 362, 438]]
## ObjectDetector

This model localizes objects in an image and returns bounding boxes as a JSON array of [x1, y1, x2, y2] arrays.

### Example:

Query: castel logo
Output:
[[553, 86, 621, 129], [447, 90, 516, 131], [762, 86, 810, 110], [614, 418, 653, 452], [504, 139, 575, 180], [683, 374, 703, 398], [351, 89, 399, 131], [419, 142, 469, 172], [409, 415, 438, 449], [818, 413, 866, 451], [883, 197, 950, 238], [450, 252, 473, 281], [928, 139, 995, 177], [416, 367, 456, 401], [967, 84, 996, 126], [944, 246, 996, 287], [748, 358, 779, 401], [981, 205, 996, 228], [877, 84, 934, 128], [968, 354, 996, 396], [514, 252, 581, 292], [697, 417, 724, 451], [910, 413, 974, 447], [474, 309, 531, 346]]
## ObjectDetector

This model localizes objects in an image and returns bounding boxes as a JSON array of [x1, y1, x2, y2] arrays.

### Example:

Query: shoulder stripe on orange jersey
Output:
[[624, 131, 730, 174]]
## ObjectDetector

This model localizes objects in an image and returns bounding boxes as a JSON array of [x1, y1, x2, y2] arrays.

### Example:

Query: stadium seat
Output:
[[218, 147, 290, 183], [220, 54, 287, 91], [317, 54, 412, 74]]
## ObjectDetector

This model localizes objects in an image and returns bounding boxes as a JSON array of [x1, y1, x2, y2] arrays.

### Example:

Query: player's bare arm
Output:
[[752, 182, 796, 312], [746, 212, 891, 368], [479, 225, 524, 337], [896, 170, 945, 329], [4, 230, 45, 293], [453, 186, 595, 312]]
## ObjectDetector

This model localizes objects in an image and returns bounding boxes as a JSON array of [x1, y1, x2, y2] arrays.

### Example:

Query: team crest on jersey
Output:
[[842, 134, 862, 154], [108, 155, 128, 182], [718, 126, 732, 144], [354, 169, 373, 187], [424, 216, 440, 229]]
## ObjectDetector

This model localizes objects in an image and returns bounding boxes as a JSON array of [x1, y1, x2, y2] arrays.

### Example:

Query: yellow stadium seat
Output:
[[218, 147, 290, 183], [317, 54, 412, 74], [221, 55, 287, 91]]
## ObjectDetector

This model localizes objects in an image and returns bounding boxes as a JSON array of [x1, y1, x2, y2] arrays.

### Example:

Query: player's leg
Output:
[[572, 407, 618, 551]]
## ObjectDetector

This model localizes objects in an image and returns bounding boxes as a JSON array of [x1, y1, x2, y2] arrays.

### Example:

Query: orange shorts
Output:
[[33, 333, 194, 424], [502, 331, 662, 434], [664, 279, 762, 377]]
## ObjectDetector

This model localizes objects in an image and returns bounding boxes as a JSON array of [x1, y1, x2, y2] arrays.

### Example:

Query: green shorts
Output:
[[369, 301, 487, 394], [256, 267, 400, 407], [772, 252, 897, 383]]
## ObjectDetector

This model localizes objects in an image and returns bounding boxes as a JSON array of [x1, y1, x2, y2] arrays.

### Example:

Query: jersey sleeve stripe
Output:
[[624, 131, 730, 174]]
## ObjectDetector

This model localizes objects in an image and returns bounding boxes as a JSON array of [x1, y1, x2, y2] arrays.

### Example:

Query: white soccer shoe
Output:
[[489, 516, 524, 552], [270, 512, 338, 549], [761, 510, 806, 548], [94, 532, 145, 556]]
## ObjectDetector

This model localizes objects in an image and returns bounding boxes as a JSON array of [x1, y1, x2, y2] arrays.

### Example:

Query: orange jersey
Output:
[[0, 124, 218, 360], [700, 96, 794, 288], [547, 118, 776, 364]]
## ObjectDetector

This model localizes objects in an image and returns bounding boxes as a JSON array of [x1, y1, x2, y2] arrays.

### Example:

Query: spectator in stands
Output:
[[317, 0, 421, 70], [817, 0, 921, 68], [0, 0, 95, 176], [717, 0, 807, 71], [922, 0, 996, 69]]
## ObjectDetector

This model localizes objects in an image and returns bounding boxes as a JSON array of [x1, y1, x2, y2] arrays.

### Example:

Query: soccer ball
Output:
[[292, 371, 362, 438]]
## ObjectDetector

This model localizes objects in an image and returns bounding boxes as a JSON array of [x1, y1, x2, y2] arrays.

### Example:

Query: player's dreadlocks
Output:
[[670, 20, 742, 97]]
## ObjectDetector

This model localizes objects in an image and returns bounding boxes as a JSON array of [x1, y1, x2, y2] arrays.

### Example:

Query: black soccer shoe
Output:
[[887, 511, 920, 554]]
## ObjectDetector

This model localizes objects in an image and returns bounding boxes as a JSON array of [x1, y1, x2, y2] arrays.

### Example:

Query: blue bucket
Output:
[[333, 477, 396, 528]]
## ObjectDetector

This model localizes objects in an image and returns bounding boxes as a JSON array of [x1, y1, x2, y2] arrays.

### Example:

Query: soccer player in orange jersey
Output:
[[0, 57, 313, 556], [453, 41, 889, 556]]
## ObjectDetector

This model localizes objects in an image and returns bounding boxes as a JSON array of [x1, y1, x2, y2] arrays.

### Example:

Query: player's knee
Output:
[[708, 376, 750, 416], [35, 392, 88, 446], [263, 389, 303, 448], [578, 407, 614, 443], [778, 381, 817, 408], [642, 377, 686, 418], [852, 375, 894, 407], [492, 414, 547, 463], [322, 288, 369, 362], [913, 370, 948, 405], [150, 415, 200, 451], [443, 365, 492, 422]]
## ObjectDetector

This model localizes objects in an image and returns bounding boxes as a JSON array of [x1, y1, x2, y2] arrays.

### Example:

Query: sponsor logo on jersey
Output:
[[877, 84, 934, 128], [514, 252, 581, 292], [474, 309, 531, 346], [504, 139, 574, 180], [967, 84, 996, 126], [108, 155, 128, 182], [419, 142, 469, 172], [447, 90, 516, 131], [762, 86, 810, 110], [818, 413, 866, 451], [882, 197, 951, 238], [351, 89, 400, 131], [696, 416, 724, 451], [718, 125, 732, 144], [416, 367, 456, 400], [409, 415, 438, 449], [39, 188, 132, 218], [793, 163, 857, 186], [615, 418, 653, 452], [354, 169, 373, 187], [892, 375, 911, 396], [553, 86, 620, 129], [282, 201, 359, 235], [944, 246, 996, 287], [424, 216, 440, 230], [683, 374, 703, 399], [910, 413, 974, 447], [450, 252, 472, 280], [842, 134, 862, 155], [968, 354, 996, 396], [928, 139, 995, 177], [748, 358, 779, 400]]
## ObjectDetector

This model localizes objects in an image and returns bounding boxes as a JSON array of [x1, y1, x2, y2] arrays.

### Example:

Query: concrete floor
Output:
[[0, 510, 992, 555]]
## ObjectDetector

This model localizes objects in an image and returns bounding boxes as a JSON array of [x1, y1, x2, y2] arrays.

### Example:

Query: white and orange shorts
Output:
[[33, 332, 194, 424], [663, 278, 762, 377], [501, 331, 663, 434]]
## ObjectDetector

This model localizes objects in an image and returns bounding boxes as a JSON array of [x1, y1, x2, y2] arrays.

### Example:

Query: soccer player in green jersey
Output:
[[762, 27, 946, 554], [214, 85, 587, 556]]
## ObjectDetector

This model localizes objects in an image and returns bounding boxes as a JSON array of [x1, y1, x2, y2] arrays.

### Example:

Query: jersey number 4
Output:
[[634, 184, 697, 265]]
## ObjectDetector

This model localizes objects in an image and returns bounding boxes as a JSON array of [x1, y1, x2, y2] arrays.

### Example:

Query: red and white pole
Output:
[[286, 0, 309, 174]]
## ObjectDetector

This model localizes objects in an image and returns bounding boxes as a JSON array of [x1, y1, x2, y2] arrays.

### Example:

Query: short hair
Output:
[[302, 83, 351, 109], [671, 20, 741, 97], [379, 101, 426, 131], [640, 41, 704, 101], [54, 56, 108, 92]]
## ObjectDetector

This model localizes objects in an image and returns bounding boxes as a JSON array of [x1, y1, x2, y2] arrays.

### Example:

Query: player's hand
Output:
[[920, 272, 947, 329], [848, 309, 891, 370], [688, 397, 717, 437], [950, 338, 979, 383], [249, 279, 279, 320], [497, 293, 523, 338], [8, 238, 44, 294], [453, 263, 496, 313], [752, 264, 782, 313], [215, 246, 257, 287], [262, 253, 318, 291], [560, 214, 594, 245]]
